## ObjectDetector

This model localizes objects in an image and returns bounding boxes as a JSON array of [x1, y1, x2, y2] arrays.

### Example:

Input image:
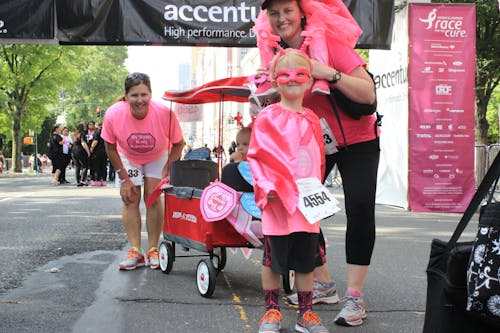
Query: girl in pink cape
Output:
[[248, 49, 330, 333], [252, 0, 362, 99]]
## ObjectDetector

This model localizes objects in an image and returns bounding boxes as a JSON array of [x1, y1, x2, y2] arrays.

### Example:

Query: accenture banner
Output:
[[56, 0, 394, 49], [0, 0, 54, 40], [408, 4, 476, 212]]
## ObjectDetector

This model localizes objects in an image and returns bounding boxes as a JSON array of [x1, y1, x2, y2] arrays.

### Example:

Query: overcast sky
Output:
[[125, 46, 191, 99]]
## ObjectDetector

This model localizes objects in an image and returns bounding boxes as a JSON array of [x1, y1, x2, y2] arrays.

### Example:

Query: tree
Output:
[[64, 46, 128, 128], [432, 0, 500, 143], [0, 45, 128, 172], [0, 45, 82, 172]]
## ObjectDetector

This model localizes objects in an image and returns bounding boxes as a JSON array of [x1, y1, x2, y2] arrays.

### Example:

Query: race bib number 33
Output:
[[297, 177, 340, 224]]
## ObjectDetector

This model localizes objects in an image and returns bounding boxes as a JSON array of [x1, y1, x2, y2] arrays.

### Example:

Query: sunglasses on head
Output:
[[126, 72, 149, 81]]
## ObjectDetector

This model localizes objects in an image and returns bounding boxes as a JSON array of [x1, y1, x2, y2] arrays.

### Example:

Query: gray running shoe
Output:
[[146, 247, 159, 269], [119, 247, 145, 271], [334, 295, 367, 326], [295, 311, 329, 333], [287, 280, 339, 305], [258, 309, 282, 333]]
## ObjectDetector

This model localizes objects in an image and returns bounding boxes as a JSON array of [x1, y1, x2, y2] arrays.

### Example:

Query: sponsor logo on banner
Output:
[[0, 19, 7, 34], [409, 4, 475, 212], [162, 3, 258, 40], [418, 8, 468, 38]]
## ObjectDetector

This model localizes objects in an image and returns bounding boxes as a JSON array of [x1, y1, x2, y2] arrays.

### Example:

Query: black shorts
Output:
[[262, 232, 319, 275]]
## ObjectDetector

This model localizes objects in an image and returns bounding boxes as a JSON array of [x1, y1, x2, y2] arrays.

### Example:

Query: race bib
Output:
[[320, 118, 338, 155], [297, 177, 340, 224], [117, 153, 144, 187], [126, 167, 144, 186]]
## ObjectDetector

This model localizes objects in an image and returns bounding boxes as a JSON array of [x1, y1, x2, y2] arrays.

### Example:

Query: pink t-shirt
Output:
[[101, 100, 183, 164], [303, 42, 380, 147]]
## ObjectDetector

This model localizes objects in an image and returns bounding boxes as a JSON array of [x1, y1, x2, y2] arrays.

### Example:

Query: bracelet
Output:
[[119, 177, 130, 184], [115, 168, 122, 174]]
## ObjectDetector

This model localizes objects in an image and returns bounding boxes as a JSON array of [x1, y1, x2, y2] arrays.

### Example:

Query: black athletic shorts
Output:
[[262, 232, 319, 275]]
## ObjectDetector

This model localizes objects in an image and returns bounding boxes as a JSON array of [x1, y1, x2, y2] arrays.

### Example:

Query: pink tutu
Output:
[[254, 0, 363, 50]]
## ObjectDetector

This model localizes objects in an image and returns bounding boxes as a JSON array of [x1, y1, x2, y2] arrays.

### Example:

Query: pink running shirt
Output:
[[101, 100, 183, 164]]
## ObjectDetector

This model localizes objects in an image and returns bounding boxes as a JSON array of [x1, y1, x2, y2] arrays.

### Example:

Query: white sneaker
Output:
[[334, 295, 367, 326], [287, 280, 339, 305]]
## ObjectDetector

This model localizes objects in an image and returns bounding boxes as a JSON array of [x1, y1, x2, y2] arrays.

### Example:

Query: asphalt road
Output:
[[0, 171, 481, 332]]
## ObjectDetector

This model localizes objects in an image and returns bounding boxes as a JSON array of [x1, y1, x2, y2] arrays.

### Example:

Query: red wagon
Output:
[[159, 77, 295, 297]]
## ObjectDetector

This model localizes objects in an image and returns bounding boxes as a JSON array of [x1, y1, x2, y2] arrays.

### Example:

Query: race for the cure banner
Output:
[[408, 4, 476, 212], [55, 0, 394, 49]]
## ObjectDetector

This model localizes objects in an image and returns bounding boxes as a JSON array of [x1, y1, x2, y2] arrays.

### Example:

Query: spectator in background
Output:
[[108, 158, 115, 182], [0, 151, 5, 173], [59, 126, 73, 184], [212, 145, 226, 161], [48, 124, 64, 185], [90, 122, 107, 186], [228, 141, 237, 162], [85, 121, 96, 182], [72, 122, 91, 186], [20, 151, 25, 169]]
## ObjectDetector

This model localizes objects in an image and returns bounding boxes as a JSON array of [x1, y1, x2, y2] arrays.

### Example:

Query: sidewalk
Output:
[[0, 167, 52, 178]]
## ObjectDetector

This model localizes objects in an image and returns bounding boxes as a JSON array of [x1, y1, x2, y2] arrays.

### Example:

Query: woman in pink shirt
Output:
[[101, 72, 184, 271]]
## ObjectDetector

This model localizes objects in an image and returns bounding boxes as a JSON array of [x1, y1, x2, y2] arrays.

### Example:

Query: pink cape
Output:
[[253, 0, 363, 50], [247, 104, 325, 215]]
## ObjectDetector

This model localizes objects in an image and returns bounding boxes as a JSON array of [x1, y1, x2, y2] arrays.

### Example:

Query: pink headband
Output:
[[270, 49, 312, 80]]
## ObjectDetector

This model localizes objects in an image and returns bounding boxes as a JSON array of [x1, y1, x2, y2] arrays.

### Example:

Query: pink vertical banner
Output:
[[408, 4, 476, 212]]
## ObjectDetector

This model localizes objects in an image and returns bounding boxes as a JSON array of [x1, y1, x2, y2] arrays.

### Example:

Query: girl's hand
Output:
[[254, 66, 269, 79]]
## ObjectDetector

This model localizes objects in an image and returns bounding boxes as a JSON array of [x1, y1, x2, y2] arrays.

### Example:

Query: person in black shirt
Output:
[[89, 122, 108, 186], [48, 124, 64, 185]]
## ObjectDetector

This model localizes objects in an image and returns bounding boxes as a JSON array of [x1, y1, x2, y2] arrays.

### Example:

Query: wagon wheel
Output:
[[211, 247, 227, 274], [282, 270, 296, 294], [159, 241, 174, 274], [196, 259, 217, 298]]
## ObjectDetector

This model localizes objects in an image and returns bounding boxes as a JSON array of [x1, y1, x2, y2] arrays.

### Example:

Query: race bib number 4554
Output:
[[297, 177, 340, 224]]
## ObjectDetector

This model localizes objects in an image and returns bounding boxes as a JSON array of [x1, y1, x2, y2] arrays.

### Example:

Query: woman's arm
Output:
[[312, 60, 376, 105]]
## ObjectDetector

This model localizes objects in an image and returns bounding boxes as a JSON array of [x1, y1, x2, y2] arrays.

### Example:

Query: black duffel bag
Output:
[[423, 151, 500, 332], [466, 197, 500, 327]]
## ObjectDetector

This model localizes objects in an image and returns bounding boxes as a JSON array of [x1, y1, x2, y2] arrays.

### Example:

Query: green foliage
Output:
[[63, 46, 128, 128], [356, 49, 369, 63], [432, 0, 500, 143], [487, 85, 500, 143], [0, 44, 128, 171]]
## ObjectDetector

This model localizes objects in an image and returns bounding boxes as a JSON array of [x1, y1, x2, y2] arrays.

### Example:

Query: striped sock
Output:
[[298, 291, 313, 315], [264, 289, 280, 311]]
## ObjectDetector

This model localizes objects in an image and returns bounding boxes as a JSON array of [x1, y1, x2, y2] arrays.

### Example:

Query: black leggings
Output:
[[324, 138, 380, 265], [73, 148, 89, 183], [92, 150, 108, 182]]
